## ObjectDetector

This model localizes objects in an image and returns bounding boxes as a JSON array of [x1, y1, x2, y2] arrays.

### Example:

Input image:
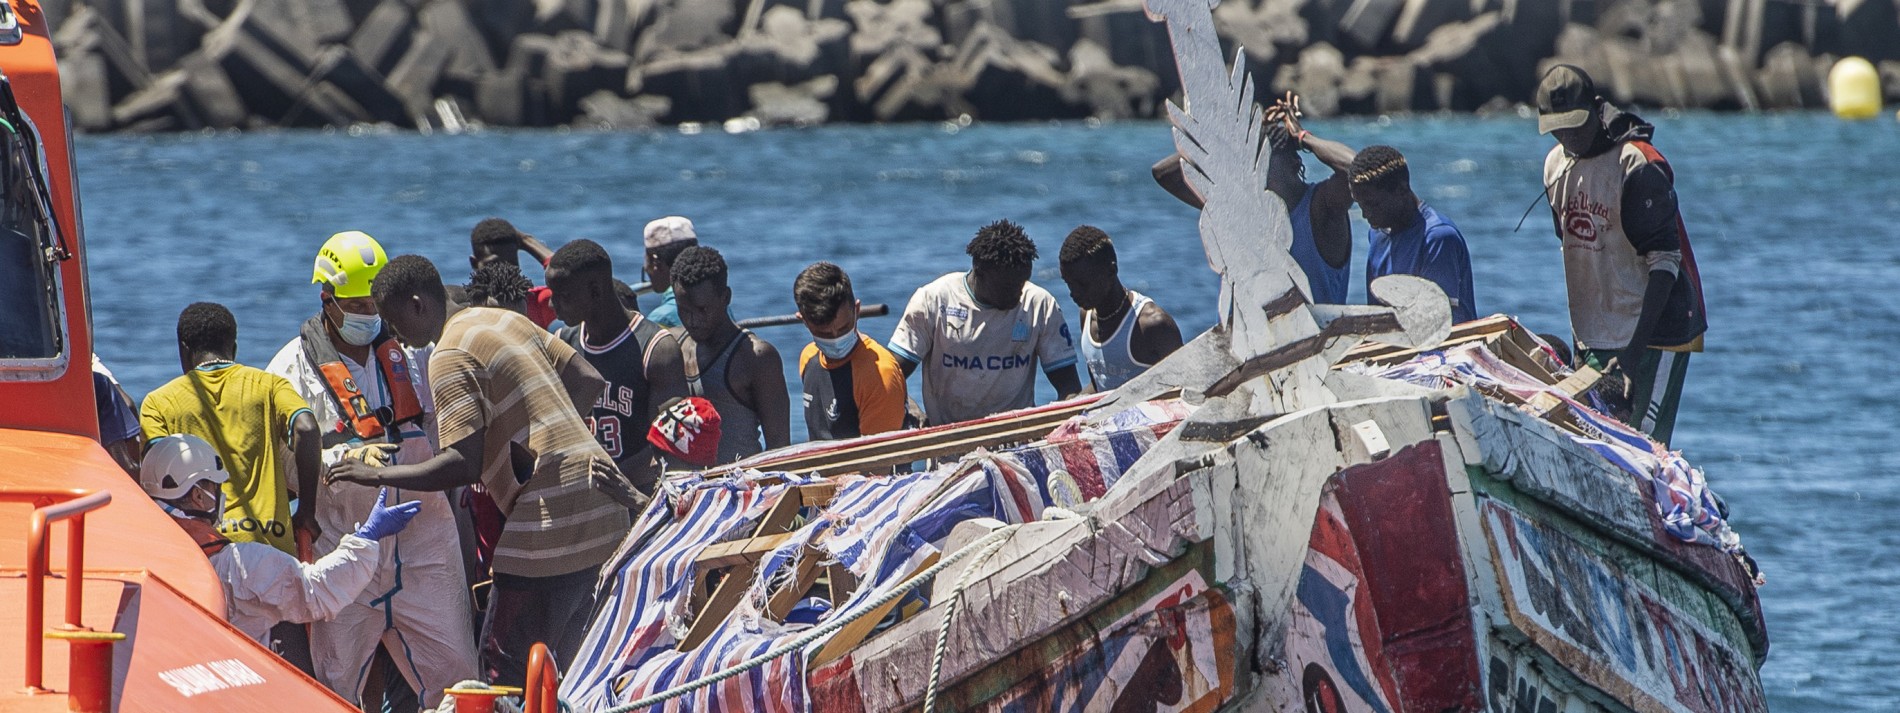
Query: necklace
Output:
[[195, 358, 235, 370], [1095, 290, 1132, 326]]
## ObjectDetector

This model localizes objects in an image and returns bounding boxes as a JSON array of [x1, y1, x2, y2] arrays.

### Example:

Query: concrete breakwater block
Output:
[[44, 0, 1900, 131], [577, 89, 669, 128], [631, 45, 746, 123], [633, 0, 735, 61], [313, 45, 410, 125], [845, 0, 939, 62], [731, 6, 850, 86], [1064, 38, 1159, 119], [61, 51, 113, 130], [543, 30, 632, 122], [747, 75, 837, 126], [348, 0, 414, 76], [948, 23, 1087, 121], [853, 44, 944, 122], [1756, 41, 1828, 108]]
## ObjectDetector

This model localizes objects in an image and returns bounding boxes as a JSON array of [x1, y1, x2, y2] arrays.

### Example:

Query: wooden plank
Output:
[[809, 552, 938, 667], [1337, 314, 1517, 366], [717, 397, 1100, 478], [761, 407, 1085, 473], [694, 532, 796, 570], [1528, 365, 1601, 417], [680, 562, 755, 651], [826, 562, 856, 603], [797, 482, 838, 506], [765, 547, 825, 621], [755, 487, 805, 534], [790, 419, 1081, 477]]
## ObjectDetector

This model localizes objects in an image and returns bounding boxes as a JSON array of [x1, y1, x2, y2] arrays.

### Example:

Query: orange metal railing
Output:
[[524, 642, 557, 713], [5, 488, 112, 692]]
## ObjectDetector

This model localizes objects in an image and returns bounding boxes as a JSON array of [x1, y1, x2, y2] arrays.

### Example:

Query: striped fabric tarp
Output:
[[987, 398, 1194, 522], [561, 402, 1190, 712], [561, 474, 805, 711], [1358, 343, 1745, 560]]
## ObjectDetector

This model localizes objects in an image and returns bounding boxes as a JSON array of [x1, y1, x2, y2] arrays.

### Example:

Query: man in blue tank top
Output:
[[1058, 226, 1183, 391], [1349, 145, 1479, 324], [1152, 91, 1356, 305]]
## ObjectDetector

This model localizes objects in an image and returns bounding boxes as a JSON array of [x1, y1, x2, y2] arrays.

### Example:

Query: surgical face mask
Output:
[[160, 483, 224, 523], [335, 309, 382, 346], [814, 330, 859, 360]]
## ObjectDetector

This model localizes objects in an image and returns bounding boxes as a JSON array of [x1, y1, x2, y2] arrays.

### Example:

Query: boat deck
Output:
[[0, 429, 355, 711]]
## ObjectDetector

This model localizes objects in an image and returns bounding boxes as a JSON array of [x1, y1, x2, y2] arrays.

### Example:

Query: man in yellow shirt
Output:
[[140, 302, 322, 555]]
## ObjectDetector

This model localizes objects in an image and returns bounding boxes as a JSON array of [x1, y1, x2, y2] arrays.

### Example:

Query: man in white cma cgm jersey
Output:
[[265, 231, 476, 708], [889, 219, 1082, 426]]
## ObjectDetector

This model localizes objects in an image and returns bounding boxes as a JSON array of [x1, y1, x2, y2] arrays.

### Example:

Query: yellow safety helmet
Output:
[[312, 230, 388, 299]]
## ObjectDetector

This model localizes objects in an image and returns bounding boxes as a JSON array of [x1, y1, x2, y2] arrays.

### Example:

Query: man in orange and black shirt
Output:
[[793, 262, 907, 441]]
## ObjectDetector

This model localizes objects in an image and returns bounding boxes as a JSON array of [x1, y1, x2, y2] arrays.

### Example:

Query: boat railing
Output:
[[4, 487, 112, 692], [524, 642, 558, 713]]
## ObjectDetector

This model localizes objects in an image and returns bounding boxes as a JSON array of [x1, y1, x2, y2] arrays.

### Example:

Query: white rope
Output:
[[596, 525, 1021, 713], [921, 530, 1012, 712]]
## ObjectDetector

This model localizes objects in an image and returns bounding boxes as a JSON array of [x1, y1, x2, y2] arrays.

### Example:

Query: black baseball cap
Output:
[[1536, 65, 1596, 134]]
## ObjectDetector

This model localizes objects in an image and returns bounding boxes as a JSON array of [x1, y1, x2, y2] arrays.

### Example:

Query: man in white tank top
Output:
[[1058, 226, 1183, 392]]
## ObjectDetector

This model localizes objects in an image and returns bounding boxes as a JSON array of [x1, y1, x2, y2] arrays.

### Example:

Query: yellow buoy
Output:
[[1829, 56, 1882, 120]]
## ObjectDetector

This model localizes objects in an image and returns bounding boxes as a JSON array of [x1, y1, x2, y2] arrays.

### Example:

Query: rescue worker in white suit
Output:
[[139, 434, 421, 644], [265, 230, 477, 708]]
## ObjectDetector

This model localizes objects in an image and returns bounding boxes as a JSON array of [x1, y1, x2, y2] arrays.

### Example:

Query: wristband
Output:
[[1297, 130, 1311, 146]]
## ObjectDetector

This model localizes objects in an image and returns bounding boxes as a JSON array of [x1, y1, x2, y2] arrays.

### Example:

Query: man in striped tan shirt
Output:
[[327, 255, 639, 687]]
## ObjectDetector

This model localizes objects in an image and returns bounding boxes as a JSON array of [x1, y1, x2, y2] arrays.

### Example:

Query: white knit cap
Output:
[[643, 216, 697, 249]]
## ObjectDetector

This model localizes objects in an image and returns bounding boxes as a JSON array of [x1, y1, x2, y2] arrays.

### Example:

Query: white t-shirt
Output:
[[888, 272, 1077, 425]]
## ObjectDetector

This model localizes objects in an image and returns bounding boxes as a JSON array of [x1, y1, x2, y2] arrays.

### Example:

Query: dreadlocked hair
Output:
[[1349, 145, 1409, 190], [465, 262, 534, 307], [966, 219, 1038, 267], [1059, 225, 1116, 264], [671, 246, 728, 290]]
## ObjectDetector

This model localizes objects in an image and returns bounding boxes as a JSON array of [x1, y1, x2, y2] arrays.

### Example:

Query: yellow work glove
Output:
[[344, 442, 401, 467]]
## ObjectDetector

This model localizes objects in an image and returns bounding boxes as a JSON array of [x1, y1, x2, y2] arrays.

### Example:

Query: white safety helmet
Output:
[[139, 434, 230, 501]]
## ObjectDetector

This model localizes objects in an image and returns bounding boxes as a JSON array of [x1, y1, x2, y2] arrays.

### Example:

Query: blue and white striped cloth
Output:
[[1360, 343, 1743, 557], [561, 404, 1191, 712]]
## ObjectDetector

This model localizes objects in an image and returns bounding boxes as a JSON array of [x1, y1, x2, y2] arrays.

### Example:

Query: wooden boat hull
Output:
[[805, 386, 1766, 713]]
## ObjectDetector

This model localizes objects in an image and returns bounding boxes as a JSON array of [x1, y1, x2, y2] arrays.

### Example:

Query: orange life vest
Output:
[[299, 317, 425, 443]]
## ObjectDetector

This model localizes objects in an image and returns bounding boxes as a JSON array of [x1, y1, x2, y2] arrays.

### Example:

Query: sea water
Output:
[[77, 114, 1900, 709]]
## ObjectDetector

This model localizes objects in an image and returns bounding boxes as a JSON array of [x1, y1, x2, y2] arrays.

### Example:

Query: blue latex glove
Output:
[[353, 488, 423, 541]]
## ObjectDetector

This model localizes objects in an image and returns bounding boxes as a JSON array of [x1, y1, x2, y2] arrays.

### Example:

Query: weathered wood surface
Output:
[[814, 394, 1443, 711], [1446, 389, 1653, 538], [1474, 500, 1767, 712], [713, 396, 1100, 479], [1444, 389, 1767, 657]]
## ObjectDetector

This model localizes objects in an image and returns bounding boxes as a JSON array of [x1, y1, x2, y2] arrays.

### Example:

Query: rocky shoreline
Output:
[[45, 0, 1900, 133]]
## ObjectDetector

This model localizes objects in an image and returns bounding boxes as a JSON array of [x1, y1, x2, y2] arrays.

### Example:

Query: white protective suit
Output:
[[211, 536, 381, 645], [268, 337, 476, 709]]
